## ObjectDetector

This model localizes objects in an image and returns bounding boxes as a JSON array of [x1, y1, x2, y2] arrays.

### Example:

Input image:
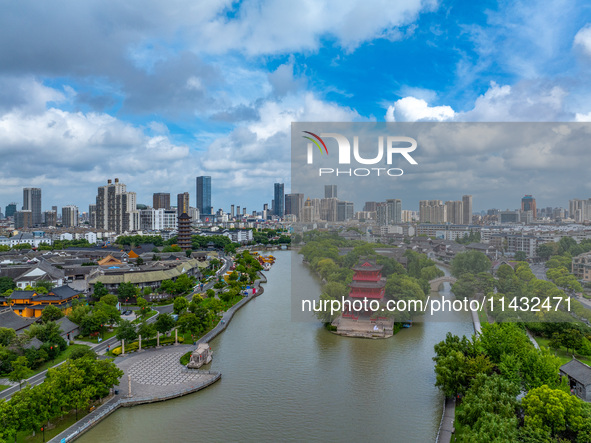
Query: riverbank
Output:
[[51, 269, 268, 443]]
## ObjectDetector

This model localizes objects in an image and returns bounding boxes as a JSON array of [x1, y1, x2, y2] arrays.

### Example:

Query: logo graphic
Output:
[[302, 130, 418, 177], [302, 131, 328, 155]]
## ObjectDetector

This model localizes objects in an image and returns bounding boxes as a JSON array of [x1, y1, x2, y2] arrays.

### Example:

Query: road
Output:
[[0, 254, 231, 401]]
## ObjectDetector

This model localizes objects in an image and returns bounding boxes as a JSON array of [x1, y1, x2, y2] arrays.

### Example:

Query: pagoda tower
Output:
[[342, 258, 386, 320]]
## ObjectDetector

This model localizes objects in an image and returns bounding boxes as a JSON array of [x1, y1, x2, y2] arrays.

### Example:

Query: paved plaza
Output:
[[115, 344, 218, 399]]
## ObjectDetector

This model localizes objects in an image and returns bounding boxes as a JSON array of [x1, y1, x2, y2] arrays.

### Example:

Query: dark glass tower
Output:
[[196, 176, 212, 215]]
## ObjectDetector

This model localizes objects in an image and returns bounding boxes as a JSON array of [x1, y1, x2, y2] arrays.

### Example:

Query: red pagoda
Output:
[[342, 258, 386, 320]]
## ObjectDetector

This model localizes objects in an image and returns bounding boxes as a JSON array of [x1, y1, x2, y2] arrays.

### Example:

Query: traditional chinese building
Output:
[[342, 258, 386, 319], [335, 258, 393, 338], [4, 286, 82, 318]]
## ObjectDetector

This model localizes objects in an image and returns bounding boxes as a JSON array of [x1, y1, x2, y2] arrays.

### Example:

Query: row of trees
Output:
[[0, 355, 123, 441]]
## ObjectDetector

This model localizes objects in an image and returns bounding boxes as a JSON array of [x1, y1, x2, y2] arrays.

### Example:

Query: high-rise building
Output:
[[445, 201, 464, 225], [44, 210, 57, 227], [196, 176, 211, 216], [377, 199, 402, 225], [23, 188, 41, 226], [61, 205, 79, 228], [419, 200, 447, 223], [521, 195, 536, 220], [320, 198, 338, 222], [462, 195, 472, 225], [364, 202, 379, 212], [177, 192, 190, 217], [569, 199, 591, 223], [230, 205, 235, 218], [14, 210, 32, 229], [153, 193, 171, 210], [300, 198, 320, 223], [285, 193, 304, 219], [140, 208, 177, 231], [95, 178, 138, 234], [89, 204, 96, 227], [274, 183, 285, 217], [325, 185, 337, 199], [5, 203, 17, 218], [337, 201, 355, 222]]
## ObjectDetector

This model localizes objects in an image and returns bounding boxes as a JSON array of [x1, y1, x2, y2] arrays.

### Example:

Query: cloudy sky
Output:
[[1, 0, 591, 214]]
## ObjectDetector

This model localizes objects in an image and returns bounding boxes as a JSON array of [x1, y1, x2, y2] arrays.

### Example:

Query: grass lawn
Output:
[[534, 337, 591, 366], [0, 384, 9, 392], [132, 309, 157, 324], [450, 403, 464, 442], [477, 304, 489, 325], [76, 329, 117, 344]]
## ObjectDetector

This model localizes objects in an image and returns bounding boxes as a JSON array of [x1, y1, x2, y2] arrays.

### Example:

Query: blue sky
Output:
[[1, 0, 591, 214]]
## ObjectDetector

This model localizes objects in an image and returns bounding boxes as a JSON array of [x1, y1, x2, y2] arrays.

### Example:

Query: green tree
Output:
[[116, 319, 138, 342], [522, 384, 585, 436], [155, 313, 175, 335], [0, 327, 16, 347], [174, 274, 194, 294], [40, 305, 64, 323], [100, 293, 119, 306], [451, 251, 491, 277], [514, 251, 527, 261], [94, 301, 121, 326], [160, 279, 176, 294], [93, 281, 108, 299], [536, 243, 555, 260], [138, 321, 156, 340], [562, 328, 583, 355], [9, 356, 33, 390], [117, 281, 137, 301], [137, 297, 149, 317], [177, 312, 201, 336], [0, 276, 16, 294], [173, 296, 189, 314]]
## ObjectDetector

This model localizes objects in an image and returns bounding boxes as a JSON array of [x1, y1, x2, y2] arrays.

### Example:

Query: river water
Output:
[[80, 251, 473, 443]]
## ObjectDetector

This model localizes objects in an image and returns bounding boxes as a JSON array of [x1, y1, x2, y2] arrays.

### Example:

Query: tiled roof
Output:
[[560, 359, 591, 386]]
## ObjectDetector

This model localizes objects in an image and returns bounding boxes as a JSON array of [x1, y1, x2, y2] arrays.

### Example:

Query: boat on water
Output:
[[187, 343, 213, 369]]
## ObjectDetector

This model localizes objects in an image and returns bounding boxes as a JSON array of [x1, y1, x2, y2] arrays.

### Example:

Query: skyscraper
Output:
[[95, 178, 138, 234], [521, 195, 536, 220], [325, 185, 337, 199], [5, 203, 17, 218], [285, 193, 304, 219], [153, 193, 171, 210], [14, 210, 32, 229], [196, 176, 211, 216], [377, 199, 401, 225], [177, 192, 190, 217], [462, 195, 472, 225], [61, 205, 79, 228], [445, 200, 464, 224], [23, 188, 41, 226], [274, 183, 285, 217]]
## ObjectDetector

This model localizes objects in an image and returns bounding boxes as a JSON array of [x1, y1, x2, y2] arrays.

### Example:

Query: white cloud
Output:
[[385, 97, 455, 122], [574, 24, 591, 57]]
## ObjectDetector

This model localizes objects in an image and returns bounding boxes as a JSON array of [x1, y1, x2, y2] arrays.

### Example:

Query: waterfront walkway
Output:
[[49, 270, 268, 442], [436, 397, 456, 443]]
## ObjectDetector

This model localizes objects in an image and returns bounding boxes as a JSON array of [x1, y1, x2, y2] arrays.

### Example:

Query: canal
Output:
[[80, 251, 473, 442]]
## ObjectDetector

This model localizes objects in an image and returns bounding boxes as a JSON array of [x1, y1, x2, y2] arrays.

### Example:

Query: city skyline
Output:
[[1, 182, 585, 219]]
